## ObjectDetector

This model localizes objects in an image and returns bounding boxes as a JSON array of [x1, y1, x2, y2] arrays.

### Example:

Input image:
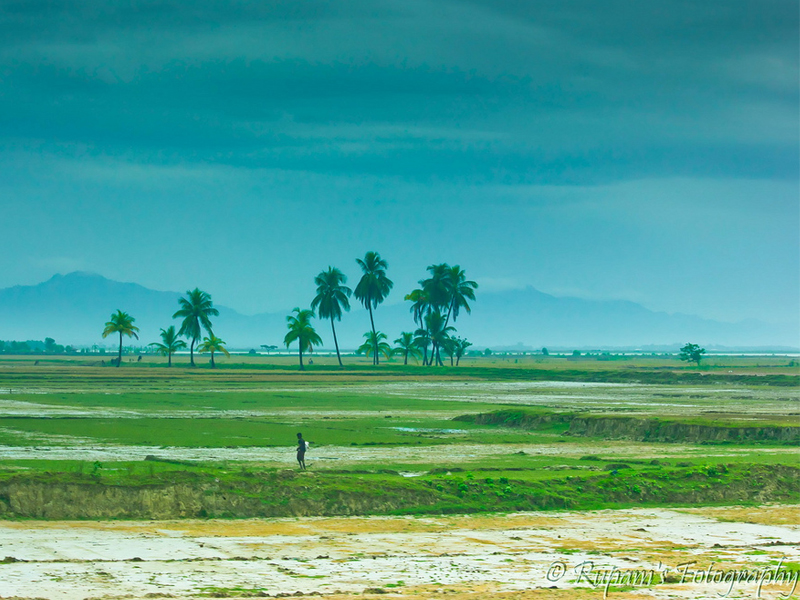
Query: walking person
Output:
[[296, 432, 308, 470]]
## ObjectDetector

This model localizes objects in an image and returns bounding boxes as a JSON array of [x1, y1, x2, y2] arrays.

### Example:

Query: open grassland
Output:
[[0, 355, 796, 519]]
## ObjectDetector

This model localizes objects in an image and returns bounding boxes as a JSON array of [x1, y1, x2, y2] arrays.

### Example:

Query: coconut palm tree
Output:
[[148, 325, 186, 367], [357, 331, 392, 362], [420, 264, 452, 364], [102, 310, 139, 367], [173, 288, 219, 367], [454, 337, 472, 366], [441, 336, 458, 366], [198, 334, 230, 368], [413, 327, 431, 366], [354, 251, 393, 365], [310, 267, 352, 367], [444, 265, 478, 326], [393, 332, 421, 365], [404, 288, 431, 364], [284, 308, 322, 371]]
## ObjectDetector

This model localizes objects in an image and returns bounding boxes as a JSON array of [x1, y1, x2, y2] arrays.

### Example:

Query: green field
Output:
[[0, 355, 797, 518]]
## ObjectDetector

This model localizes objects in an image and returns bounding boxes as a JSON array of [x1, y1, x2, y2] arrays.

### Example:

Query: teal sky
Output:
[[1, 1, 798, 324]]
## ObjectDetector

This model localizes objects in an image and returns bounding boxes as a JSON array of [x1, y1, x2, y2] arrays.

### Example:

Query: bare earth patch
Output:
[[1, 506, 797, 600]]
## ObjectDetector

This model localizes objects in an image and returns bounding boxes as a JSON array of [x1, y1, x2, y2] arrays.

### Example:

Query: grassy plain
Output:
[[0, 354, 797, 518]]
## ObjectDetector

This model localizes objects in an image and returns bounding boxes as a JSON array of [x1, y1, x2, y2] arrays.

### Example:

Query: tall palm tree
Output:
[[198, 334, 230, 368], [357, 331, 393, 362], [102, 310, 139, 367], [284, 308, 322, 371], [354, 251, 393, 365], [173, 288, 219, 367], [148, 325, 186, 367], [393, 332, 421, 365], [310, 267, 352, 367], [444, 265, 478, 327]]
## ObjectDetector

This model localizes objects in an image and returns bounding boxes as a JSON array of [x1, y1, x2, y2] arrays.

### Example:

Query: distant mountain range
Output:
[[0, 272, 796, 350]]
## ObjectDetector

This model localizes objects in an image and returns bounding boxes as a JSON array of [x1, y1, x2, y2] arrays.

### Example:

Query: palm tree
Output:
[[357, 331, 392, 362], [426, 311, 455, 366], [441, 336, 457, 366], [284, 308, 322, 371], [102, 310, 139, 367], [413, 327, 431, 366], [148, 325, 186, 367], [420, 264, 452, 364], [310, 267, 352, 367], [444, 265, 478, 327], [354, 251, 393, 365], [198, 334, 230, 368], [405, 288, 431, 364], [173, 288, 219, 367], [393, 332, 421, 365], [454, 337, 472, 366]]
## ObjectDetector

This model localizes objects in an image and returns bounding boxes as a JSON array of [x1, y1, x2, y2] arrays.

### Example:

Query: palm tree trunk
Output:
[[168, 352, 172, 367], [403, 350, 408, 365], [189, 339, 195, 367], [117, 332, 122, 367], [210, 351, 215, 368], [331, 319, 343, 367], [444, 299, 454, 329], [299, 345, 304, 371], [367, 303, 378, 365]]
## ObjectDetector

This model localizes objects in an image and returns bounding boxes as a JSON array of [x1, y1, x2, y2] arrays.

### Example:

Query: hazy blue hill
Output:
[[447, 286, 796, 349], [0, 273, 794, 350]]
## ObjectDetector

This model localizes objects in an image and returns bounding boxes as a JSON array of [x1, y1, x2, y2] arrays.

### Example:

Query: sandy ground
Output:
[[0, 506, 797, 600]]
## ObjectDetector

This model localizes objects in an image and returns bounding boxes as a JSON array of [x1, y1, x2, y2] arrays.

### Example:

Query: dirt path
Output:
[[0, 506, 797, 599], [2, 440, 794, 466]]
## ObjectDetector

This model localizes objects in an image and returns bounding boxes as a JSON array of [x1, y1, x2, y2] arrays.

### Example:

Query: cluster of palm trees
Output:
[[102, 251, 477, 370], [287, 252, 477, 369], [102, 288, 227, 367]]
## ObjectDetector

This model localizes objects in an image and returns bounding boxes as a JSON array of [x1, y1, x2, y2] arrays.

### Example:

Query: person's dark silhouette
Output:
[[296, 432, 307, 470]]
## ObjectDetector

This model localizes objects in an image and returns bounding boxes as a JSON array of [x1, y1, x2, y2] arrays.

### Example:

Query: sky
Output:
[[1, 0, 798, 325]]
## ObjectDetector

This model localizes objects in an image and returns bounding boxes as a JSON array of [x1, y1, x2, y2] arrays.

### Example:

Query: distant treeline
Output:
[[0, 338, 77, 355]]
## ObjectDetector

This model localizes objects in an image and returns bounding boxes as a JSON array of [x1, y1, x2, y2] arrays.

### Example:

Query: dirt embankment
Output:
[[568, 416, 800, 443], [456, 410, 800, 443], [0, 464, 797, 520]]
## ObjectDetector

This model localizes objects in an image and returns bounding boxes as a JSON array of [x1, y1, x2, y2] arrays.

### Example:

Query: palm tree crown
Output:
[[102, 310, 139, 367], [173, 288, 219, 367], [310, 267, 352, 366], [358, 331, 392, 362], [445, 265, 478, 324], [284, 308, 322, 370], [198, 334, 230, 368], [393, 331, 421, 365], [148, 325, 186, 367]]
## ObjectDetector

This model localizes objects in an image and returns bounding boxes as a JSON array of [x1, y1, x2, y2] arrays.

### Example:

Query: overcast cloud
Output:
[[1, 0, 797, 325]]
